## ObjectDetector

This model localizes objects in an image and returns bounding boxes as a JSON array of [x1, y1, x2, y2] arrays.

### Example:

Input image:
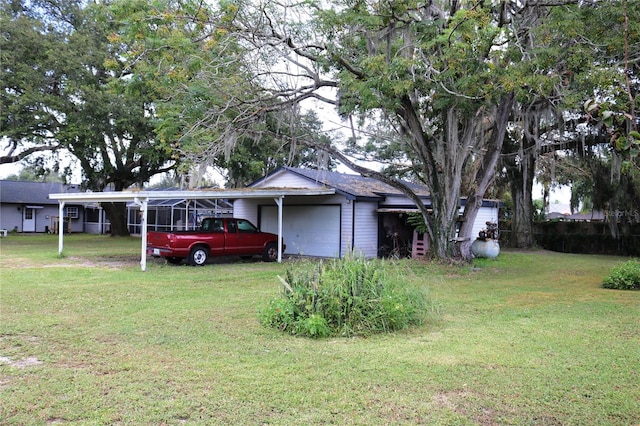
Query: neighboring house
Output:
[[233, 167, 500, 258], [546, 212, 569, 221], [0, 180, 85, 233], [545, 211, 605, 222], [566, 211, 605, 222]]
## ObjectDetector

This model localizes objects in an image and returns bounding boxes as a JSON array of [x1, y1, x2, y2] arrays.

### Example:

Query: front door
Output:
[[23, 207, 36, 232]]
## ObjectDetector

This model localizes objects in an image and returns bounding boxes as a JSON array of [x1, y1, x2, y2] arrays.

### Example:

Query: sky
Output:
[[0, 162, 21, 179], [542, 185, 572, 214]]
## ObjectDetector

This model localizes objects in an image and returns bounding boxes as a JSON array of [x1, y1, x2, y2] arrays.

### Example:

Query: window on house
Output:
[[66, 206, 79, 219], [85, 208, 101, 222]]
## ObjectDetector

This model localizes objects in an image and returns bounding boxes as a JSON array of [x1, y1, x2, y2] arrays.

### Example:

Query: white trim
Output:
[[49, 188, 334, 203], [58, 202, 65, 254], [376, 208, 420, 213], [274, 197, 283, 263]]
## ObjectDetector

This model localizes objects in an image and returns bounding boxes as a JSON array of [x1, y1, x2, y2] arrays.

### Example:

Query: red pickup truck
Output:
[[147, 217, 284, 266]]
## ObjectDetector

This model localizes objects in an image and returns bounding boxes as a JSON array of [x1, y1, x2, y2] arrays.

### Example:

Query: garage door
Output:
[[260, 205, 341, 257]]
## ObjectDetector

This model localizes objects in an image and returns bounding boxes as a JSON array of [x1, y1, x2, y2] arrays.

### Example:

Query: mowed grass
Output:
[[1, 234, 638, 425]]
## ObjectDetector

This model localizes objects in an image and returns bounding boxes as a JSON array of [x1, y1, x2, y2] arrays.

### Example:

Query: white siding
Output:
[[381, 195, 424, 206], [232, 199, 261, 225], [340, 200, 354, 257], [84, 223, 103, 234], [257, 170, 324, 189], [351, 201, 379, 258], [471, 206, 499, 240], [0, 205, 22, 232]]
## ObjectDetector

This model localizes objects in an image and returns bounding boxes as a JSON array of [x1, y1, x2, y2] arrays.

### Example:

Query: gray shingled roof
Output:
[[275, 167, 430, 200], [0, 180, 81, 205]]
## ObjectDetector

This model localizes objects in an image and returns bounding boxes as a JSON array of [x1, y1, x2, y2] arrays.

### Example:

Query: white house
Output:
[[233, 167, 500, 258]]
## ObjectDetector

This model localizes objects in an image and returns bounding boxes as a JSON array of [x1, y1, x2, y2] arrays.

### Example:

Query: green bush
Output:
[[602, 259, 640, 290], [259, 253, 431, 338]]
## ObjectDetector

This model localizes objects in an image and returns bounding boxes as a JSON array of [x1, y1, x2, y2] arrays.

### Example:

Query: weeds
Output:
[[602, 259, 640, 290], [260, 253, 431, 337]]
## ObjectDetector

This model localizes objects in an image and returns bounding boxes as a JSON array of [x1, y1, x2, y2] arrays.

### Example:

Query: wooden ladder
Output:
[[412, 230, 428, 258]]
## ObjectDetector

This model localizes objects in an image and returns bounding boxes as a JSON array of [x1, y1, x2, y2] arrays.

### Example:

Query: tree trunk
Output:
[[509, 173, 535, 247], [458, 94, 515, 260], [101, 202, 130, 236], [507, 142, 536, 248], [426, 193, 459, 259]]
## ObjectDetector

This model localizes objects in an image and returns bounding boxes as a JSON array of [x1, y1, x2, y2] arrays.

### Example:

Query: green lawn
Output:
[[1, 234, 638, 425]]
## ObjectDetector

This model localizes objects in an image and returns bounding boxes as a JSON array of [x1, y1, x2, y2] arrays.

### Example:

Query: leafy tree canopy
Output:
[[1, 0, 179, 234]]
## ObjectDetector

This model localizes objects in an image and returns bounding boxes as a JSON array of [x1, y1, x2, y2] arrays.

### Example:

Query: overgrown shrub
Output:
[[259, 253, 432, 338], [602, 259, 640, 290]]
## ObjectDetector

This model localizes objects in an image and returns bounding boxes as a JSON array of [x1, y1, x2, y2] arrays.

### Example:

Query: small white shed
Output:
[[233, 167, 500, 258]]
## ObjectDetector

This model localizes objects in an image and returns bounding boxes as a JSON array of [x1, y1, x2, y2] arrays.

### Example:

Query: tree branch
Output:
[[0, 144, 61, 165]]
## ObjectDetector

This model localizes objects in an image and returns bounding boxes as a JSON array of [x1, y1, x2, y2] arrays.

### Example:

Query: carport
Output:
[[49, 188, 335, 271]]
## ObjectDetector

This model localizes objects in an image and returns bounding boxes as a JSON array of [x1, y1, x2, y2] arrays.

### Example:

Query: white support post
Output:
[[58, 201, 65, 255], [186, 200, 190, 230], [274, 197, 283, 263], [98, 205, 103, 235], [134, 197, 149, 271]]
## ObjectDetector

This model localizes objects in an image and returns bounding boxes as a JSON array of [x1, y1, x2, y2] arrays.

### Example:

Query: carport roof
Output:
[[122, 188, 233, 210], [49, 187, 335, 203], [48, 187, 336, 272]]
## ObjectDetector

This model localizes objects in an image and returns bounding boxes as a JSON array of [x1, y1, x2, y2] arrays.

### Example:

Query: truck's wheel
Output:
[[189, 246, 209, 266], [262, 242, 278, 262], [167, 257, 183, 265]]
